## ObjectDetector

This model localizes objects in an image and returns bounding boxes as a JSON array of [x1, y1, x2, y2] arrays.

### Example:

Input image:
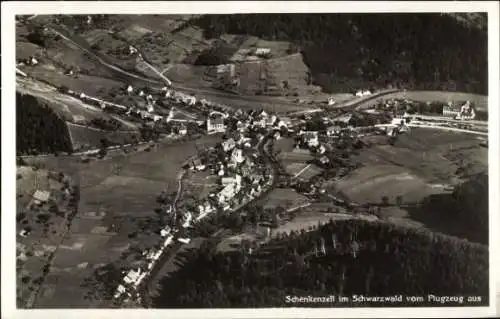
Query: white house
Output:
[[114, 284, 127, 299], [207, 115, 226, 134], [178, 125, 188, 136], [153, 114, 163, 122], [231, 148, 245, 164], [160, 226, 172, 237], [327, 125, 342, 136], [191, 158, 206, 171], [318, 144, 326, 154], [127, 85, 134, 94], [178, 238, 191, 244], [222, 138, 236, 152], [328, 97, 336, 106], [139, 90, 145, 97], [123, 268, 142, 285], [222, 177, 236, 186], [255, 48, 271, 57], [33, 190, 50, 205], [182, 212, 193, 228], [457, 101, 476, 120]]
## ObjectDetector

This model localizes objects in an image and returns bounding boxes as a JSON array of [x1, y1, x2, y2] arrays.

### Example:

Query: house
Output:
[[236, 121, 248, 132], [266, 114, 278, 126], [207, 114, 226, 134], [218, 183, 238, 203], [30, 56, 39, 66], [222, 177, 236, 186], [273, 131, 281, 140], [153, 115, 163, 122], [182, 212, 193, 228], [327, 125, 342, 136], [319, 156, 330, 165], [303, 131, 319, 148], [222, 138, 236, 152], [457, 101, 476, 120], [160, 226, 172, 237], [191, 158, 206, 171], [123, 268, 142, 285], [33, 190, 50, 205], [178, 125, 188, 136], [178, 238, 191, 244], [276, 116, 292, 128], [163, 235, 174, 248], [114, 284, 127, 299], [318, 144, 326, 154], [328, 97, 336, 106], [127, 85, 134, 94], [129, 46, 138, 55], [255, 48, 271, 57], [231, 148, 245, 165]]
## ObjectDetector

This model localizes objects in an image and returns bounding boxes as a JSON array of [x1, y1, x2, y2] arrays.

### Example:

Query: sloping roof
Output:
[[33, 190, 50, 202]]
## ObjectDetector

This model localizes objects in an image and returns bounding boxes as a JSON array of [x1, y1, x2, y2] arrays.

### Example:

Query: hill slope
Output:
[[193, 13, 487, 94]]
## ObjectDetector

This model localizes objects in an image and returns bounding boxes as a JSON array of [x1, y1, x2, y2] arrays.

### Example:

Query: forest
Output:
[[193, 13, 487, 94], [16, 92, 73, 155], [153, 219, 488, 308], [416, 173, 489, 245]]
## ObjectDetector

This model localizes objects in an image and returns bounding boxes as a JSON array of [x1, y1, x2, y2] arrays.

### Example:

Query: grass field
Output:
[[339, 128, 487, 205], [17, 77, 129, 125], [262, 188, 309, 210], [67, 123, 139, 151], [27, 64, 126, 98], [21, 135, 221, 307]]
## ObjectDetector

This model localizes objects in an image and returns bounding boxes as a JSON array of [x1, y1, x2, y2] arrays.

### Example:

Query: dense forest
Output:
[[153, 219, 488, 308], [16, 92, 73, 155], [193, 13, 487, 94], [414, 173, 489, 245]]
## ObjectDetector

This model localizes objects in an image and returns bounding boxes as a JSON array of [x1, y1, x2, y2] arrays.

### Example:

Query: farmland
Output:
[[18, 134, 221, 307]]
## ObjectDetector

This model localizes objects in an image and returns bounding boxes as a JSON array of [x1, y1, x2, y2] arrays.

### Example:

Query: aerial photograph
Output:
[[14, 12, 489, 309]]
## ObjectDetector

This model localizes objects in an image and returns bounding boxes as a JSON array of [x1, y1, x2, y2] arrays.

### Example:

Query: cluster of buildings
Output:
[[443, 101, 476, 120]]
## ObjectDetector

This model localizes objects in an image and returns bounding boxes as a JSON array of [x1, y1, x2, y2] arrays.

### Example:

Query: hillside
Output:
[[193, 13, 487, 94], [153, 218, 488, 308], [16, 92, 73, 155], [21, 14, 487, 98]]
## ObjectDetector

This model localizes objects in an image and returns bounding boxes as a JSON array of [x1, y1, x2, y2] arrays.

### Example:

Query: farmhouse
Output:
[[327, 125, 342, 136], [255, 48, 271, 57], [222, 138, 236, 152], [33, 190, 50, 205], [457, 101, 476, 120]]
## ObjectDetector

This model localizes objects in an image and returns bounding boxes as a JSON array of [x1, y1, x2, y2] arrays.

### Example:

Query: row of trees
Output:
[[16, 92, 73, 155], [153, 218, 488, 308], [194, 13, 487, 94]]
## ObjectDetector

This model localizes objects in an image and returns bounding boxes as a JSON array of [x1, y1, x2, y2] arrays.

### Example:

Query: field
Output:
[[67, 123, 140, 151], [262, 188, 309, 210], [20, 135, 221, 307], [336, 128, 487, 218], [16, 165, 73, 308], [17, 77, 133, 126], [27, 64, 126, 98]]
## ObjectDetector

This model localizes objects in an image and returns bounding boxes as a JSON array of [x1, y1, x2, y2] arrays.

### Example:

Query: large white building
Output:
[[207, 114, 226, 134]]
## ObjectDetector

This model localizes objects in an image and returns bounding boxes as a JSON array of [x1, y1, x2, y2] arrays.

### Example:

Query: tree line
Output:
[[153, 218, 488, 308]]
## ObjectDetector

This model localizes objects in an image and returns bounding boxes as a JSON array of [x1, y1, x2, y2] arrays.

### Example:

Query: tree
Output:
[[381, 196, 389, 206], [395, 195, 403, 206]]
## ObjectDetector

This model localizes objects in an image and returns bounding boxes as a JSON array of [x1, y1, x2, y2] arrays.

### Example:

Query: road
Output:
[[47, 24, 403, 113]]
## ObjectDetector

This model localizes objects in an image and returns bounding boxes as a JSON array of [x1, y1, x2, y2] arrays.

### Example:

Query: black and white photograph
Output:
[[2, 1, 499, 318]]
